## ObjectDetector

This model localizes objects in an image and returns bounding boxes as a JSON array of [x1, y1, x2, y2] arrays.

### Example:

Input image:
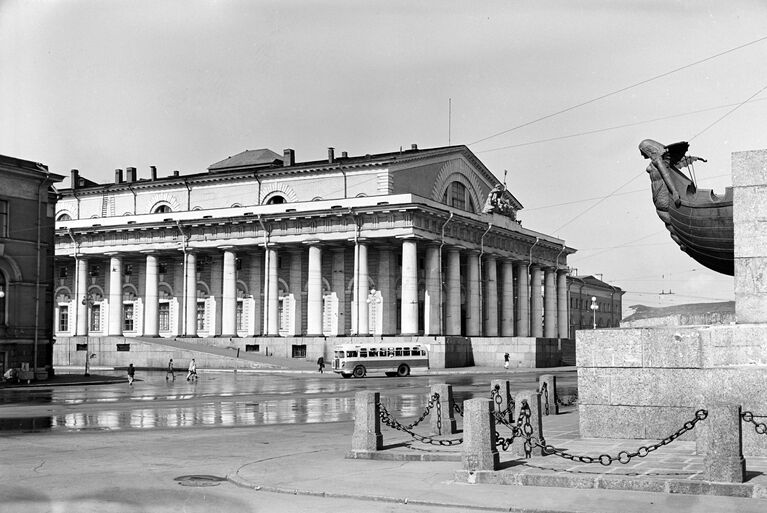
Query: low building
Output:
[[567, 275, 624, 338], [0, 155, 63, 379], [53, 144, 576, 368]]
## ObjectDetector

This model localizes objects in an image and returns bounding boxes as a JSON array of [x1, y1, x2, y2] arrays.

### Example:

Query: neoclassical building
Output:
[[54, 144, 575, 365]]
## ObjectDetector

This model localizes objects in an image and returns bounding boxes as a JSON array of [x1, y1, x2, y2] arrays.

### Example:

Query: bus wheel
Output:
[[353, 366, 366, 378], [397, 364, 410, 377]]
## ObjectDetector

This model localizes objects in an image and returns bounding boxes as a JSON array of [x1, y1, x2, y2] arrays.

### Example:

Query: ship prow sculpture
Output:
[[639, 139, 734, 275]]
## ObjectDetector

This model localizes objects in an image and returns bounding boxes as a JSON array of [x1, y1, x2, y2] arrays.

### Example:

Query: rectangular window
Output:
[[90, 304, 101, 332], [236, 301, 244, 331], [359, 348, 367, 358], [59, 267, 68, 279], [196, 301, 205, 330], [245, 344, 260, 352], [291, 344, 306, 358], [368, 348, 378, 358], [123, 304, 134, 331], [116, 344, 131, 352], [0, 200, 7, 237], [76, 343, 87, 351], [159, 302, 170, 332], [346, 350, 358, 358], [59, 305, 69, 332], [403, 347, 411, 357], [159, 262, 168, 275]]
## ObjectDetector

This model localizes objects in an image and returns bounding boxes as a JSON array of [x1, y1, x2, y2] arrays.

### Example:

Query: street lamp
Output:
[[590, 296, 599, 330], [81, 293, 97, 376]]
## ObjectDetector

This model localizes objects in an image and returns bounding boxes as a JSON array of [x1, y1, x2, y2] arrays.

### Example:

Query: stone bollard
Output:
[[430, 383, 458, 435], [490, 379, 514, 423], [704, 403, 745, 483], [351, 391, 383, 452], [538, 374, 559, 415], [462, 398, 500, 471], [512, 389, 545, 458]]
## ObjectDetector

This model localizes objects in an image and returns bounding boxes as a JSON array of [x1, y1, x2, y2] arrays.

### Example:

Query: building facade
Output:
[[53, 145, 575, 364], [567, 274, 624, 338], [0, 155, 63, 379]]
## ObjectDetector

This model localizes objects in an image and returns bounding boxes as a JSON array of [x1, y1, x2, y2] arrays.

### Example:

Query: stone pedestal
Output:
[[351, 391, 382, 452], [461, 398, 499, 471], [703, 403, 746, 483], [430, 383, 457, 435]]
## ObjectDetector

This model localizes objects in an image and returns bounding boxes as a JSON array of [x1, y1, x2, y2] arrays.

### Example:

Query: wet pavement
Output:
[[0, 368, 577, 433]]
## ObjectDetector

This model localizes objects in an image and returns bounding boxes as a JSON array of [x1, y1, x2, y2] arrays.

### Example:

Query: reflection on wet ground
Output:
[[0, 370, 575, 433]]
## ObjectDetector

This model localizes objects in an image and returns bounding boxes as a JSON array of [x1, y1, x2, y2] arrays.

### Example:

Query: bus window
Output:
[[369, 348, 378, 357], [385, 348, 393, 357], [403, 347, 410, 356], [395, 347, 403, 357], [334, 351, 344, 358], [347, 350, 358, 358], [360, 348, 367, 358], [412, 347, 421, 356]]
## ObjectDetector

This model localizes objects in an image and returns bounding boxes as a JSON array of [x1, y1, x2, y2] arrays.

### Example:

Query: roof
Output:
[[208, 149, 283, 171], [568, 275, 624, 293]]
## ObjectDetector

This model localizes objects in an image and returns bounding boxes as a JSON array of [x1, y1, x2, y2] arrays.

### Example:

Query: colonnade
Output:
[[66, 239, 570, 339]]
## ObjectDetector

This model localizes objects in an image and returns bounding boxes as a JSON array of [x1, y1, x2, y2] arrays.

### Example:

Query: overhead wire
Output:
[[468, 34, 767, 146]]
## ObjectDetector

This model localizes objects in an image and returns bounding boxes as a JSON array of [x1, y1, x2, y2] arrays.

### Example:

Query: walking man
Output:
[[317, 356, 325, 373], [166, 358, 175, 380], [186, 358, 197, 381], [503, 352, 510, 370], [127, 363, 136, 385]]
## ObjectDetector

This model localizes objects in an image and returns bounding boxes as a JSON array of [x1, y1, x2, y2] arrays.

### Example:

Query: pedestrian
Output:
[[186, 358, 197, 381], [166, 358, 175, 380], [503, 352, 510, 370], [127, 363, 135, 385], [317, 356, 325, 373]]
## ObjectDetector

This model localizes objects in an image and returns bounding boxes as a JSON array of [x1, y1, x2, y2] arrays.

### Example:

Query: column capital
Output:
[[139, 249, 157, 255], [218, 245, 236, 251], [104, 252, 122, 257], [302, 239, 322, 246]]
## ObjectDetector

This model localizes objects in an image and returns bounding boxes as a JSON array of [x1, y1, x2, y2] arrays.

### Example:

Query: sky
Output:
[[2, 0, 766, 317]]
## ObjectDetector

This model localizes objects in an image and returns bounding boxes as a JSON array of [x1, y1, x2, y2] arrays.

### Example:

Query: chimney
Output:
[[173, 170, 180, 177], [114, 169, 124, 184], [126, 167, 136, 182], [150, 166, 157, 180], [411, 144, 418, 150], [70, 169, 80, 189], [283, 149, 295, 167], [328, 147, 335, 164], [341, 151, 348, 158]]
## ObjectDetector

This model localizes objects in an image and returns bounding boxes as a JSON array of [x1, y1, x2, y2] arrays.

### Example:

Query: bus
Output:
[[331, 342, 429, 378]]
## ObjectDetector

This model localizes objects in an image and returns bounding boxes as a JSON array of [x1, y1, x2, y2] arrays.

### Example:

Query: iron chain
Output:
[[742, 411, 767, 435], [377, 399, 463, 446], [540, 382, 550, 416]]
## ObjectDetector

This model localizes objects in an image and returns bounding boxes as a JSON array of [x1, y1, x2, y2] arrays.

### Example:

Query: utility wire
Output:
[[468, 34, 767, 146], [689, 81, 767, 141]]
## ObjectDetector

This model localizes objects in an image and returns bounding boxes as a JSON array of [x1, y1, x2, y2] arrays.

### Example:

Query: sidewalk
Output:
[[229, 406, 767, 512]]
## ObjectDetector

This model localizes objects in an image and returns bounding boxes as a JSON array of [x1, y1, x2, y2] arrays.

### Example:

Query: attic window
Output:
[[153, 204, 172, 214], [266, 195, 285, 205]]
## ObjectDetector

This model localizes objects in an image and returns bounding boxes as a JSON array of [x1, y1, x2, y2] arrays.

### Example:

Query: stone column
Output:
[[351, 391, 383, 452], [210, 254, 223, 336], [500, 259, 514, 337], [446, 248, 461, 335], [143, 253, 159, 337], [491, 379, 514, 423], [107, 254, 123, 336], [530, 265, 543, 338], [331, 248, 346, 335], [353, 243, 369, 335], [75, 256, 88, 336], [424, 245, 441, 335], [512, 389, 544, 457], [461, 398, 499, 471], [430, 383, 457, 435], [264, 247, 279, 336], [704, 403, 745, 483], [306, 244, 323, 336], [733, 149, 767, 323], [377, 246, 396, 335], [401, 239, 418, 335], [515, 262, 529, 337], [483, 255, 498, 336], [184, 252, 197, 337], [289, 249, 303, 335], [248, 251, 263, 336], [466, 251, 480, 336], [557, 270, 569, 338], [538, 374, 558, 415], [220, 249, 237, 337], [543, 267, 557, 338]]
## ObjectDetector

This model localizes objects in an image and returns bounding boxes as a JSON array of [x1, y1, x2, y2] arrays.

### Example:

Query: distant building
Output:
[[567, 275, 624, 338], [52, 144, 576, 367], [0, 155, 63, 379], [621, 301, 735, 328]]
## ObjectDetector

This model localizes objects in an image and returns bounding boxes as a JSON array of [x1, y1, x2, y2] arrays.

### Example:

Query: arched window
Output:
[[57, 213, 72, 222], [442, 181, 469, 210], [153, 204, 172, 214], [0, 272, 6, 326], [266, 195, 286, 205]]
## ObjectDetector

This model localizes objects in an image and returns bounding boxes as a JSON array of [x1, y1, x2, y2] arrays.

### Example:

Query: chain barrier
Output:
[[436, 399, 442, 436], [539, 382, 550, 416], [530, 409, 708, 466], [494, 400, 534, 457], [452, 401, 464, 418], [490, 384, 514, 419], [378, 401, 463, 446], [395, 392, 440, 430], [742, 411, 767, 435]]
